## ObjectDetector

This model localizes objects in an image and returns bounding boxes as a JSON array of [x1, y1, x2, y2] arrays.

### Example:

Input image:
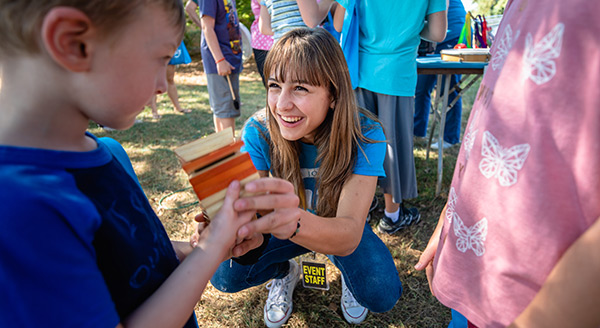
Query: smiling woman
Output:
[[266, 75, 332, 144], [208, 28, 403, 327]]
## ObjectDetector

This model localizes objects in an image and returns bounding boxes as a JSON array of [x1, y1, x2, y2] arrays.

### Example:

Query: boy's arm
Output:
[[201, 15, 234, 76], [297, 0, 336, 28], [118, 181, 253, 328], [118, 179, 299, 328], [259, 4, 273, 36], [185, 0, 202, 29], [420, 10, 447, 43], [171, 240, 194, 261], [508, 217, 600, 328]]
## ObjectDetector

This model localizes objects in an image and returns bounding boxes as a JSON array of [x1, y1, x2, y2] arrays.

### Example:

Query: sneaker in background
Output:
[[341, 277, 368, 324], [430, 140, 456, 150], [377, 206, 421, 234], [264, 260, 300, 328], [366, 196, 379, 223]]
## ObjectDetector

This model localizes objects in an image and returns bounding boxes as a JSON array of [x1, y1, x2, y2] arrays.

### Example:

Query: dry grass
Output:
[[87, 55, 476, 327]]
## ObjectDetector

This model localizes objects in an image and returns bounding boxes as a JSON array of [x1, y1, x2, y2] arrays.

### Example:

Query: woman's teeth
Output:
[[281, 116, 302, 123]]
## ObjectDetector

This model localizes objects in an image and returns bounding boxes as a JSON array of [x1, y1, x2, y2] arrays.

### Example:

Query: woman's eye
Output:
[[268, 83, 280, 89], [295, 86, 308, 92]]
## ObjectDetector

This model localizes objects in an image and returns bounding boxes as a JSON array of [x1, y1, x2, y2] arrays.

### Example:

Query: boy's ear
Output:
[[41, 7, 96, 72]]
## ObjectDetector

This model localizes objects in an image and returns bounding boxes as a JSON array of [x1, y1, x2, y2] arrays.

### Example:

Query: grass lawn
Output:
[[87, 56, 479, 328]]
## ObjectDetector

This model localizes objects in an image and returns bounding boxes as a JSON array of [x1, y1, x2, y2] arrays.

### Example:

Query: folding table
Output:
[[416, 54, 489, 195]]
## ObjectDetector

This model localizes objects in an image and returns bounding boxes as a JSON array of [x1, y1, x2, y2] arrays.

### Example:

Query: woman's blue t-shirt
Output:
[[240, 110, 386, 212]]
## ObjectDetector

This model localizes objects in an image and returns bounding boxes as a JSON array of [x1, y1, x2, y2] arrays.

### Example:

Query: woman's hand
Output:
[[233, 177, 301, 241]]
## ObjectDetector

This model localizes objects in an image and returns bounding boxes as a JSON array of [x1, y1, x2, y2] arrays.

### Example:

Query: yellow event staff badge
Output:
[[300, 254, 329, 291]]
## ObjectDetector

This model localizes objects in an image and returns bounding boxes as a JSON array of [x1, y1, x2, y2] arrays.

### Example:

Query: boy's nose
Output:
[[156, 77, 168, 95]]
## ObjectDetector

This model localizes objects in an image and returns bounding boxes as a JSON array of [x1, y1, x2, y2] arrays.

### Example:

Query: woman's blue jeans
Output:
[[210, 222, 402, 313]]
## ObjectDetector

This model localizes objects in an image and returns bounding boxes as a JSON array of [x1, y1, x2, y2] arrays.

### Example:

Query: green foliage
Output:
[[182, 1, 254, 56], [471, 0, 508, 15], [236, 0, 254, 30]]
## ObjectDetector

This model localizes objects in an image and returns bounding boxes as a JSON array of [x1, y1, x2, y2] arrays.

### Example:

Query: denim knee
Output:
[[360, 274, 402, 313], [210, 262, 249, 293]]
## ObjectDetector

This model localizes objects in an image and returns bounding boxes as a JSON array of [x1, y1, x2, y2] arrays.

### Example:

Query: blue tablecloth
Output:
[[417, 54, 488, 70]]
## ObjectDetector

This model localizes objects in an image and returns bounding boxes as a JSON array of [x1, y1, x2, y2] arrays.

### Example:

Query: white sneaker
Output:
[[264, 260, 300, 328], [430, 140, 455, 150], [341, 278, 368, 324]]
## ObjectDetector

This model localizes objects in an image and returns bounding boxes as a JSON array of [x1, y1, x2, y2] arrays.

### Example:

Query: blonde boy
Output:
[[0, 1, 299, 327]]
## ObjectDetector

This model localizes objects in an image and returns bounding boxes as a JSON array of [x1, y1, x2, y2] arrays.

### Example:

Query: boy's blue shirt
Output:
[[0, 133, 196, 327]]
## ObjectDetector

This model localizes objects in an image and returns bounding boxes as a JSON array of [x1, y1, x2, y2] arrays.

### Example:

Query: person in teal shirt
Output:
[[335, 0, 447, 234]]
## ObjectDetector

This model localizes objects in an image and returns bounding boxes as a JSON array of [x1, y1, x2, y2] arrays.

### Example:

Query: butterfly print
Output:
[[523, 23, 564, 85], [463, 109, 481, 161], [446, 187, 457, 224], [454, 216, 488, 257], [479, 131, 530, 187], [492, 24, 520, 71]]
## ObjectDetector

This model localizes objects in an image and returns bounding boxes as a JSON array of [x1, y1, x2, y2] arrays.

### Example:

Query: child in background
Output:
[[251, 0, 273, 86], [148, 59, 192, 119], [259, 0, 337, 42], [187, 0, 243, 133], [0, 1, 299, 327], [259, 0, 307, 41], [416, 0, 600, 327], [208, 28, 401, 327]]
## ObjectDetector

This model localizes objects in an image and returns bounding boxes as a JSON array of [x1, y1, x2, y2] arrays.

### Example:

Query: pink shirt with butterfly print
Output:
[[431, 0, 600, 327]]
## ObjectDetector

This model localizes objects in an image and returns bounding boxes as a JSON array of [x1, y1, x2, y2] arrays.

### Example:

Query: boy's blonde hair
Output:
[[0, 0, 185, 57], [263, 28, 381, 217]]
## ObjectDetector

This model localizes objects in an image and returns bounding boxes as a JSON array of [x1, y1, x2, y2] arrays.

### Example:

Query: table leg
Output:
[[426, 74, 444, 160], [436, 73, 452, 196]]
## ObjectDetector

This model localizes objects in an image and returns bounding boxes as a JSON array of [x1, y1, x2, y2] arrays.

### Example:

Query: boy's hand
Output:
[[217, 60, 234, 76], [190, 180, 256, 262], [233, 178, 301, 241], [189, 212, 209, 249]]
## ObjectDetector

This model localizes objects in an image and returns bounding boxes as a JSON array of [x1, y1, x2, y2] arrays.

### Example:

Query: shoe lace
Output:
[[265, 279, 289, 308], [342, 283, 361, 308], [400, 207, 418, 226]]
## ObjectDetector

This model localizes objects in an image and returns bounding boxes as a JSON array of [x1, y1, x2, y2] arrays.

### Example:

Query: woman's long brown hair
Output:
[[262, 28, 381, 218]]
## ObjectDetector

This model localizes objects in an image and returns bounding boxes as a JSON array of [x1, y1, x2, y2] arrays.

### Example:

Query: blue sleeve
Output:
[[240, 115, 272, 172], [427, 0, 447, 15], [98, 137, 139, 183], [353, 119, 387, 177], [0, 170, 119, 327], [199, 0, 217, 18], [336, 0, 350, 9]]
